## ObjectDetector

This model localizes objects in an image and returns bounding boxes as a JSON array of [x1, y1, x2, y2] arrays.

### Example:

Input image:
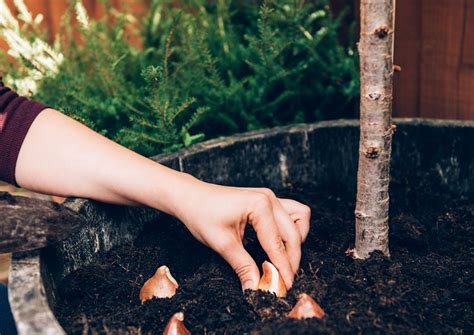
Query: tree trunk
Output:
[[0, 192, 83, 253], [354, 0, 396, 259]]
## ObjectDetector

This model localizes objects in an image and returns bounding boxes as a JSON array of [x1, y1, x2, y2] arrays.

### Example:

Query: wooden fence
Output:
[[394, 0, 474, 120], [1, 0, 473, 120]]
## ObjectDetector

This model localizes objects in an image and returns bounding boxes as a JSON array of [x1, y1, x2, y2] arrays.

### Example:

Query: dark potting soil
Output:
[[55, 178, 473, 334]]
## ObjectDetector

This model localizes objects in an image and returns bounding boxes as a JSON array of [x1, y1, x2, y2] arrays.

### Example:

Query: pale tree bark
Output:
[[354, 0, 396, 259]]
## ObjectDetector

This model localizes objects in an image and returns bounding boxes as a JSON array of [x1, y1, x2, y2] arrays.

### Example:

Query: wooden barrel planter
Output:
[[8, 119, 474, 334]]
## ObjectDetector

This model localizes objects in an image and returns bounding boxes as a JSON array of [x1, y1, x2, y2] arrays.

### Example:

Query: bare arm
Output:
[[16, 108, 311, 290]]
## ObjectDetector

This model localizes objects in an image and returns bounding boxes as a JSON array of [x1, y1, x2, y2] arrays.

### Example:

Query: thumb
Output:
[[219, 240, 260, 291]]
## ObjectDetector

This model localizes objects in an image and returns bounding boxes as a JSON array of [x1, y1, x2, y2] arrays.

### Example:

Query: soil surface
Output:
[[56, 178, 473, 334]]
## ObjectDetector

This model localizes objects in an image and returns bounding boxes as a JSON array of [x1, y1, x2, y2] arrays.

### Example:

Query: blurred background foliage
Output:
[[1, 0, 359, 156]]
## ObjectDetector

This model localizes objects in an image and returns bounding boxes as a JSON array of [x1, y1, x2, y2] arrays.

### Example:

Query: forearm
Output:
[[16, 108, 196, 217], [13, 108, 309, 290]]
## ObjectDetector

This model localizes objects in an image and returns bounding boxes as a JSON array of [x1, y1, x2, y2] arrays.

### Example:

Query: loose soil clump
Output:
[[56, 179, 474, 334]]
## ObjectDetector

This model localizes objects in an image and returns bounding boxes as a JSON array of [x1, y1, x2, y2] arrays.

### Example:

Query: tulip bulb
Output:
[[140, 265, 179, 304], [257, 261, 287, 297], [288, 293, 325, 319], [163, 312, 191, 335]]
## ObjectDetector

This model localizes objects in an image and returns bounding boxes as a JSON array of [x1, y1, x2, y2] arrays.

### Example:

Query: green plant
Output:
[[0, 0, 359, 156], [117, 64, 207, 154], [142, 0, 359, 136], [1, 0, 206, 156]]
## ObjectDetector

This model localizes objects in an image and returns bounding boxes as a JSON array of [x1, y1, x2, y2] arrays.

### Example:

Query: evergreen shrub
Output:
[[0, 0, 359, 156]]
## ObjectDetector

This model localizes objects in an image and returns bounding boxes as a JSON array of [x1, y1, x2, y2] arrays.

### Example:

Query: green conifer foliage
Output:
[[1, 0, 359, 156], [142, 0, 359, 137]]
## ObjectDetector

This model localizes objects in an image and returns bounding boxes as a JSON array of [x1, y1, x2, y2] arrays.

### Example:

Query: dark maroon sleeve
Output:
[[0, 82, 49, 186]]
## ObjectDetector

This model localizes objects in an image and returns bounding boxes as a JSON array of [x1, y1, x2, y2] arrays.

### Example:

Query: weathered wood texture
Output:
[[0, 192, 83, 253], [1, 0, 473, 120], [8, 251, 65, 335]]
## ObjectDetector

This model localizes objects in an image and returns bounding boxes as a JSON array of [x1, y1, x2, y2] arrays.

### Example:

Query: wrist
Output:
[[148, 167, 206, 219]]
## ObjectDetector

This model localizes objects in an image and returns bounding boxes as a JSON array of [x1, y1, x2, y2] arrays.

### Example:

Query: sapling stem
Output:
[[354, 0, 396, 259]]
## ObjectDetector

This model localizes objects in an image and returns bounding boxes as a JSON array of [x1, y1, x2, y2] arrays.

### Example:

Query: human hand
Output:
[[172, 177, 311, 291], [14, 108, 312, 290]]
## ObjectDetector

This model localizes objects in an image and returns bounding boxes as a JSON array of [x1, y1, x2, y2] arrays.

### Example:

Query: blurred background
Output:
[[2, 0, 473, 120], [1, 0, 473, 284]]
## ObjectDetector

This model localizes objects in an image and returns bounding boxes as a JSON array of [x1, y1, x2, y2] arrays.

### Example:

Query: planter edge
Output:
[[8, 118, 474, 335]]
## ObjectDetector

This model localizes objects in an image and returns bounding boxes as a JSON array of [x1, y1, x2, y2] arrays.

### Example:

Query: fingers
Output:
[[246, 189, 307, 272], [271, 203, 302, 273], [278, 198, 311, 242], [244, 188, 311, 242], [249, 194, 295, 289], [216, 237, 260, 291]]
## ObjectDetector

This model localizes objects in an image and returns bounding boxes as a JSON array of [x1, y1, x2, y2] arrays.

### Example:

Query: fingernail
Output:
[[242, 280, 254, 291]]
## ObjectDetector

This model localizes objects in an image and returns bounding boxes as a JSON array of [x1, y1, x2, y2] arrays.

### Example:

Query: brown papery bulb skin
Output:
[[257, 261, 287, 297], [163, 312, 191, 335], [288, 293, 325, 320], [140, 265, 179, 304]]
